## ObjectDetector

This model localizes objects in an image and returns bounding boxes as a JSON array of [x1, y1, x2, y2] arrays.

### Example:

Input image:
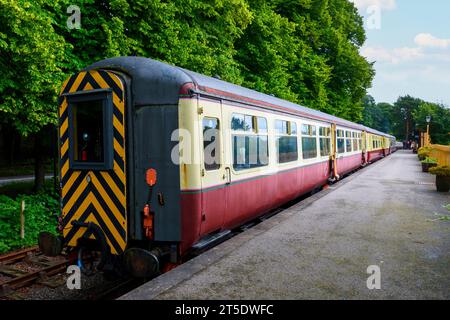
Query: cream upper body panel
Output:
[[178, 97, 366, 191], [335, 125, 363, 158]]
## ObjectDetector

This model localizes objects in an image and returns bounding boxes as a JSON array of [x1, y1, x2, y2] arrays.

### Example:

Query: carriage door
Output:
[[199, 99, 228, 235], [362, 131, 368, 163]]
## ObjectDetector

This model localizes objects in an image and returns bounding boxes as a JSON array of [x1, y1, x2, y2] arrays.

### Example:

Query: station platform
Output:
[[120, 150, 450, 300]]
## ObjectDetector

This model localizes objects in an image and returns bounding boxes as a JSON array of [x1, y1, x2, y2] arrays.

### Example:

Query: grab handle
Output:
[[225, 167, 231, 185]]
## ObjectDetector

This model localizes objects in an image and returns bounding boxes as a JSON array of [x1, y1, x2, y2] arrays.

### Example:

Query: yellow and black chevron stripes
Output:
[[58, 70, 127, 255]]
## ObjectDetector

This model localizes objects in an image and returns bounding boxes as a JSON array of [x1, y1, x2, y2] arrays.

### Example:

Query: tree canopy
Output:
[[1, 0, 375, 141], [413, 102, 450, 145], [0, 0, 67, 135], [361, 94, 450, 145]]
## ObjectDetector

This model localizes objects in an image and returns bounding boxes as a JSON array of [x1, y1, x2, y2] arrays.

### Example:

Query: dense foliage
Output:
[[0, 0, 374, 141], [413, 102, 450, 145], [0, 190, 59, 253], [361, 95, 450, 145]]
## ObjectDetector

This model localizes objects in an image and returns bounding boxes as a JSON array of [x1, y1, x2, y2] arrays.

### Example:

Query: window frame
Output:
[[231, 113, 269, 172], [345, 131, 352, 153], [352, 131, 359, 151], [66, 89, 114, 171], [202, 116, 221, 171], [319, 126, 331, 157], [301, 123, 318, 160], [275, 119, 298, 164], [337, 129, 345, 154]]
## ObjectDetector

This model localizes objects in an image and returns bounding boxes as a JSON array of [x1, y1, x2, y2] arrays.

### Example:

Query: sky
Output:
[[351, 0, 450, 105]]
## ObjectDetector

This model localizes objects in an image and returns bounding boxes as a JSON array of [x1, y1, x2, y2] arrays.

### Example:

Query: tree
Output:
[[361, 94, 450, 144], [0, 0, 67, 190], [1, 0, 376, 191], [49, 0, 253, 81], [324, 0, 375, 121], [360, 95, 394, 133], [361, 95, 377, 128], [266, 0, 374, 121], [376, 102, 394, 134], [413, 102, 450, 145], [50, 0, 372, 120], [392, 95, 424, 141], [234, 0, 300, 101]]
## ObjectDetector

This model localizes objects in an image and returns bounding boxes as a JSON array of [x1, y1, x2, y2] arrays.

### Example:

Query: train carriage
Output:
[[39, 57, 395, 277]]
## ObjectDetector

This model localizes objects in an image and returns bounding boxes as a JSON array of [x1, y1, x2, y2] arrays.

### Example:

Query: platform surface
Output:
[[120, 150, 450, 300]]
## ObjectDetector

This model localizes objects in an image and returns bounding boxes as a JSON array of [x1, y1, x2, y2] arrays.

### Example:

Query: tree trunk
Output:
[[52, 126, 59, 193], [2, 125, 15, 166], [34, 130, 46, 192], [405, 117, 410, 141]]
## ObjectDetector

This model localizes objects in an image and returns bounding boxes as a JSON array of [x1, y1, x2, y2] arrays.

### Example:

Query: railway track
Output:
[[0, 247, 142, 300], [0, 246, 39, 264], [0, 247, 68, 298]]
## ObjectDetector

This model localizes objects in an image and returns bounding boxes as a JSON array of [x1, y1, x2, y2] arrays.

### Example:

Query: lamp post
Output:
[[426, 115, 431, 146]]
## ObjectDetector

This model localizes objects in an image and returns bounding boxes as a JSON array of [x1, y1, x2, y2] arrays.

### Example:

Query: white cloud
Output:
[[350, 0, 396, 11], [364, 34, 450, 65], [362, 46, 423, 64], [414, 33, 450, 49], [371, 61, 450, 105]]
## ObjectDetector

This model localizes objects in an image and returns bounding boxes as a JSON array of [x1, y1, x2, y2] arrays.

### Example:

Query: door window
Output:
[[203, 117, 220, 171]]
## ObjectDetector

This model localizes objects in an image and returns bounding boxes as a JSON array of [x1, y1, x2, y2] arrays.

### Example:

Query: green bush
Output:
[[0, 191, 59, 254], [429, 165, 450, 177], [421, 157, 438, 164], [418, 146, 431, 159]]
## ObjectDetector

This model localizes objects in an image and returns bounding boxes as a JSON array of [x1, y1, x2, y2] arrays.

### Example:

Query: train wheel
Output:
[[77, 246, 101, 276]]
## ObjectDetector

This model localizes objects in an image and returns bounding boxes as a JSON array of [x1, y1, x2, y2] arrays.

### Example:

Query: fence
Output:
[[429, 144, 450, 166]]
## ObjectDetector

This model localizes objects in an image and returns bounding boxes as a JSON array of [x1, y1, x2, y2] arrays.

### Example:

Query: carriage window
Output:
[[353, 132, 359, 151], [276, 120, 298, 164], [233, 136, 268, 170], [257, 117, 268, 134], [68, 90, 113, 170], [301, 124, 317, 160], [203, 117, 220, 171], [275, 120, 288, 134], [232, 114, 268, 171], [346, 139, 352, 152], [277, 136, 298, 163], [232, 113, 256, 132], [345, 131, 352, 152], [337, 129, 345, 154], [73, 99, 104, 163], [291, 122, 297, 135], [319, 127, 331, 157], [245, 115, 254, 132], [302, 124, 317, 136], [231, 113, 245, 131]]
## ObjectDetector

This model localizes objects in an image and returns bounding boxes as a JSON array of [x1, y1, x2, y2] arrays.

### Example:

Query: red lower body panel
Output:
[[368, 150, 384, 162], [337, 153, 362, 176], [180, 161, 330, 254]]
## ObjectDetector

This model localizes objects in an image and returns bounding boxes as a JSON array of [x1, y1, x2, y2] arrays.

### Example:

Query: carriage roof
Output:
[[87, 57, 394, 139]]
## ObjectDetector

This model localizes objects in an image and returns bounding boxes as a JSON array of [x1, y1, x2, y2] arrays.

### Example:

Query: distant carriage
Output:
[[39, 57, 395, 276]]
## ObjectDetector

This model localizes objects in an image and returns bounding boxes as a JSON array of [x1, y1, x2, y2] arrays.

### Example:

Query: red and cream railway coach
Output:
[[39, 57, 395, 277]]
